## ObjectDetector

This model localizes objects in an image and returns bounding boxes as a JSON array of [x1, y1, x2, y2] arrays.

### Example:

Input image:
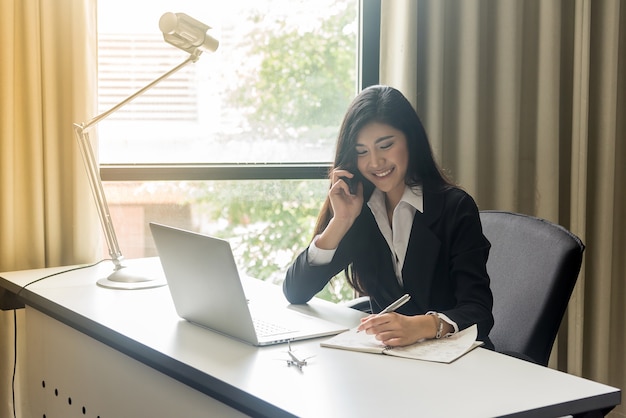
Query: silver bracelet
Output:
[[427, 312, 444, 339]]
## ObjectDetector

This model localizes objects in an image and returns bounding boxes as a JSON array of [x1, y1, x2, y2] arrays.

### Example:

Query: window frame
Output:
[[99, 0, 381, 183]]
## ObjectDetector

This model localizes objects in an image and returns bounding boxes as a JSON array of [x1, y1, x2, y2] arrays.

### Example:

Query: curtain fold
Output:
[[567, 0, 591, 377], [380, 1, 625, 416], [0, 0, 98, 415], [584, 0, 623, 387]]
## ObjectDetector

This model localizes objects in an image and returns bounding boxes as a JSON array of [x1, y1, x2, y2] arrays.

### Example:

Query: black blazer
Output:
[[283, 187, 494, 345]]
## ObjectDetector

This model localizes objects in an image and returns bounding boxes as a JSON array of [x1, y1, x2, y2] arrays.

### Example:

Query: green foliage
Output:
[[194, 180, 354, 303], [204, 180, 320, 278], [228, 0, 357, 137]]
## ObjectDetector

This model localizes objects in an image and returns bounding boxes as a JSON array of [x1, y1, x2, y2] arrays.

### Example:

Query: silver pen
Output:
[[377, 293, 411, 315]]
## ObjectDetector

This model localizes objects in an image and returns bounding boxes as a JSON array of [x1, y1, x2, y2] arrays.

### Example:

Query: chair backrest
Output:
[[480, 211, 585, 366]]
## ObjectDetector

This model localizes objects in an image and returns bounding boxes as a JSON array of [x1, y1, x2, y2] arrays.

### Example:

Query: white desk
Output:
[[0, 258, 621, 417]]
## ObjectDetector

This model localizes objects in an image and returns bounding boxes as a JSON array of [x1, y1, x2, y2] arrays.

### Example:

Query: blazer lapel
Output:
[[401, 190, 445, 312]]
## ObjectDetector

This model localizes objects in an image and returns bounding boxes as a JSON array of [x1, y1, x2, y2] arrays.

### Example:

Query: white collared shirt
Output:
[[366, 185, 423, 285], [308, 185, 423, 281]]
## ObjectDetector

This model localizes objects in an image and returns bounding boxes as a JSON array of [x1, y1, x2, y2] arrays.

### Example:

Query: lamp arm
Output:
[[74, 54, 197, 271], [74, 126, 124, 268], [82, 54, 197, 130]]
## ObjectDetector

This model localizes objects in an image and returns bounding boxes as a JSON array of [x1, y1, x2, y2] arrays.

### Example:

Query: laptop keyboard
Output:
[[253, 318, 295, 337]]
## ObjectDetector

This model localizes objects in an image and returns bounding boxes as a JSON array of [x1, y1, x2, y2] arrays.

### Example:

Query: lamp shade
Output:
[[159, 12, 219, 55]]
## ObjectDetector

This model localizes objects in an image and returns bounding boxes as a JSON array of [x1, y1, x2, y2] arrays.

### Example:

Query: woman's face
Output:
[[355, 122, 409, 204]]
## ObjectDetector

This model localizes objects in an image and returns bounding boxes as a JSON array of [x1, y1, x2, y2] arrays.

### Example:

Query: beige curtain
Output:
[[0, 0, 98, 415], [380, 0, 625, 416]]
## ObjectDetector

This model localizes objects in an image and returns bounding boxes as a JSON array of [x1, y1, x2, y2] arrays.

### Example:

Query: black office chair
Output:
[[480, 210, 584, 366], [345, 210, 584, 366]]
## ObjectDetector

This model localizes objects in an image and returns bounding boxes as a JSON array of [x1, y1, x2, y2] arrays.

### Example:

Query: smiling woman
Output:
[[283, 86, 494, 348]]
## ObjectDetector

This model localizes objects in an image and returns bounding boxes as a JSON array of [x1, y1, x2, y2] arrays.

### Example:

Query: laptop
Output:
[[149, 222, 348, 346]]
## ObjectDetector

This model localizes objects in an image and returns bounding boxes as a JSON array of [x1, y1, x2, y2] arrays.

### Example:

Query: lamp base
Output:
[[96, 259, 167, 290]]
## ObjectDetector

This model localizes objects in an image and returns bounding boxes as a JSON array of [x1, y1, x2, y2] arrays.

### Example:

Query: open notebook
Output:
[[321, 324, 482, 363], [150, 222, 348, 346]]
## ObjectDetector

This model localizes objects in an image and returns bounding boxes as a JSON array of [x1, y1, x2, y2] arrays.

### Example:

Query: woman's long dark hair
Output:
[[314, 85, 453, 236], [313, 85, 454, 295]]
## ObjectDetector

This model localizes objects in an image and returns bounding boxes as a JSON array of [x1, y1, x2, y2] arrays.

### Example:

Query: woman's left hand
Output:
[[356, 313, 437, 347]]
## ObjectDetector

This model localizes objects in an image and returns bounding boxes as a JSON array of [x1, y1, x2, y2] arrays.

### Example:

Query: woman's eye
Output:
[[380, 141, 393, 150], [355, 149, 367, 156]]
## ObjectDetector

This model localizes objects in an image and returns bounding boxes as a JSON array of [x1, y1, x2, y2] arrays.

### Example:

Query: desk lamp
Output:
[[74, 12, 219, 289]]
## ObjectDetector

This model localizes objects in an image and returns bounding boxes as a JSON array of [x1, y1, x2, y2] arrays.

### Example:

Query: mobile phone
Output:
[[339, 176, 358, 195]]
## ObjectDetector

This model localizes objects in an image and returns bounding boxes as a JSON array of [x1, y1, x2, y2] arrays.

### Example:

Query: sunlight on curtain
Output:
[[0, 0, 98, 415], [380, 1, 625, 416]]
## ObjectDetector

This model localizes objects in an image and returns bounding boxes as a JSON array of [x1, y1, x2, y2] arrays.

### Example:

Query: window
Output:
[[96, 0, 379, 302], [98, 0, 358, 164]]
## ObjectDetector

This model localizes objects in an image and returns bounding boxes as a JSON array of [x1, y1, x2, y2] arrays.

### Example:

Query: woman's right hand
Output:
[[315, 169, 364, 251], [329, 169, 363, 222]]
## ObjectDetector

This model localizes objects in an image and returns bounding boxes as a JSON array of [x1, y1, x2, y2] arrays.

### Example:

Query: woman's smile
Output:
[[373, 168, 394, 178]]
